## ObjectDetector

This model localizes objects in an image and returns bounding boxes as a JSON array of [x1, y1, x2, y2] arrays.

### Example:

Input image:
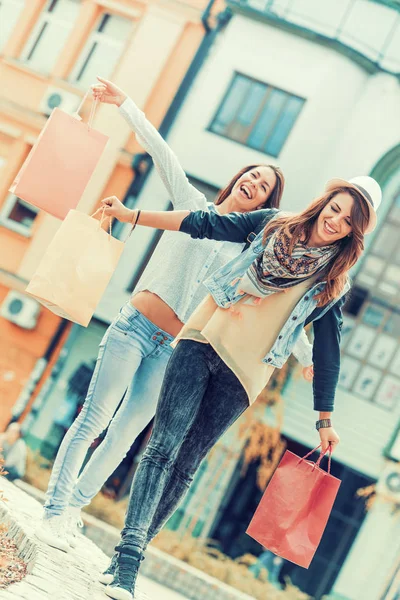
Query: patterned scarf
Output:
[[239, 228, 339, 301]]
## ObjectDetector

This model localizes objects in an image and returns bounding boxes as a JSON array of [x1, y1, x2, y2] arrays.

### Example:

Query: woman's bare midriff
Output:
[[130, 291, 184, 337]]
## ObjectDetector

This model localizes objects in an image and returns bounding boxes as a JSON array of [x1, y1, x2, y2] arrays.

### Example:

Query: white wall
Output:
[[282, 368, 400, 478], [165, 16, 400, 209], [333, 497, 400, 600], [165, 16, 368, 210]]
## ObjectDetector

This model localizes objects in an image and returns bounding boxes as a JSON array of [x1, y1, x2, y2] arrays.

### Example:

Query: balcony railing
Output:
[[228, 0, 400, 76]]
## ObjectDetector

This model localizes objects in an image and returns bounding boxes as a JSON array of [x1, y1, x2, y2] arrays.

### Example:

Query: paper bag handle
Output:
[[74, 89, 99, 130], [92, 207, 112, 239], [299, 443, 332, 474]]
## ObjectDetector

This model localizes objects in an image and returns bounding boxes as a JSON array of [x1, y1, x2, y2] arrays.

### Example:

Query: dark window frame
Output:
[[207, 72, 306, 158]]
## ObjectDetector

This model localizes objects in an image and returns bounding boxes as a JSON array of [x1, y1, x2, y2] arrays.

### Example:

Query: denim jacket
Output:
[[180, 208, 350, 412]]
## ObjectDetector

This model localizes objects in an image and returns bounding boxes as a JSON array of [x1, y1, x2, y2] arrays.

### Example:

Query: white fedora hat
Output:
[[325, 176, 382, 234]]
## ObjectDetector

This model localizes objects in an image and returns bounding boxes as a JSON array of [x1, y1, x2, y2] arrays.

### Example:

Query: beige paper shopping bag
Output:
[[26, 210, 124, 326]]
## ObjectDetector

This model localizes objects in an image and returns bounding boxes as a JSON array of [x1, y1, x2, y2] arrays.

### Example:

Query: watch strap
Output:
[[316, 418, 332, 431]]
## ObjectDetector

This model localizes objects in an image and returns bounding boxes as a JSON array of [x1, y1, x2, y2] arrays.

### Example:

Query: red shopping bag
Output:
[[9, 91, 108, 220], [246, 445, 341, 568]]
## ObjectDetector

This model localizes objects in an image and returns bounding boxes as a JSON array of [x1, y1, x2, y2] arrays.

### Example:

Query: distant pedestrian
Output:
[[0, 423, 27, 482]]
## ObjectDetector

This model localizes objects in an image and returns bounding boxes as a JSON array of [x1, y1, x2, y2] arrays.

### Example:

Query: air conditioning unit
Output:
[[376, 462, 400, 504], [39, 87, 80, 116], [0, 291, 40, 330]]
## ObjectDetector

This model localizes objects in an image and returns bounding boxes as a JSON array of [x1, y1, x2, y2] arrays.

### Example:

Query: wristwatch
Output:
[[316, 418, 332, 431]]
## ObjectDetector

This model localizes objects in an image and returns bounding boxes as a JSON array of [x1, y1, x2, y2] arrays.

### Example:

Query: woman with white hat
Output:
[[100, 174, 381, 600]]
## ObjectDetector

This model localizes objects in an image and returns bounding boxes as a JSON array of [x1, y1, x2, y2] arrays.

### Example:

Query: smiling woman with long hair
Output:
[[99, 175, 381, 600]]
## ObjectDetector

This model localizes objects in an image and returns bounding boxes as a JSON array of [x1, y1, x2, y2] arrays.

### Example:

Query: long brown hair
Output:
[[214, 164, 284, 209], [262, 186, 370, 306]]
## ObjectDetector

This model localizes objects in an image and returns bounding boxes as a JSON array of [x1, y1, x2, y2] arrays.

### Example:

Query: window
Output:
[[0, 195, 39, 236], [21, 0, 80, 75], [357, 190, 400, 301], [70, 12, 132, 89], [339, 189, 400, 410], [0, 0, 24, 52], [209, 73, 305, 157]]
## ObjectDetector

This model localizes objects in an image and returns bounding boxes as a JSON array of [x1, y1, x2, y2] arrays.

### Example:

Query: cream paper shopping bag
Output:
[[26, 209, 124, 326]]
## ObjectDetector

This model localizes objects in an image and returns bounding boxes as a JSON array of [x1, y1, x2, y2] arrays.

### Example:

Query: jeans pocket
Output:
[[113, 311, 139, 334]]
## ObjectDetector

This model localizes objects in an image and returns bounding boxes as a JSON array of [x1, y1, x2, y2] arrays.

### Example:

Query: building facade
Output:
[[0, 0, 214, 433]]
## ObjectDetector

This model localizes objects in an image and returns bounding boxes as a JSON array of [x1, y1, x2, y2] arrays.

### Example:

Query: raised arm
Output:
[[93, 78, 207, 210], [102, 197, 278, 244]]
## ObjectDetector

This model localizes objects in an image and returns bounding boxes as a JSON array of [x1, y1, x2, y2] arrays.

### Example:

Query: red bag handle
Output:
[[299, 443, 332, 474]]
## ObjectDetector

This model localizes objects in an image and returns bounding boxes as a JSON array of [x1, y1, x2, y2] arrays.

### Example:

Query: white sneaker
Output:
[[65, 506, 84, 548], [35, 515, 70, 553]]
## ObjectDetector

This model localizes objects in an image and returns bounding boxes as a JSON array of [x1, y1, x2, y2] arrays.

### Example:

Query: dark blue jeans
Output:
[[120, 340, 249, 548]]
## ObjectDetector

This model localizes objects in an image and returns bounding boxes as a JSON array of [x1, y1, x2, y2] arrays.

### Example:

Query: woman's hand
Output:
[[302, 365, 314, 382], [91, 76, 127, 108], [319, 426, 340, 454], [101, 196, 133, 223]]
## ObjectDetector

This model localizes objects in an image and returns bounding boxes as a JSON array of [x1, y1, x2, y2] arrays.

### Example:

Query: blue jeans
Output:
[[44, 303, 174, 517], [118, 339, 249, 549]]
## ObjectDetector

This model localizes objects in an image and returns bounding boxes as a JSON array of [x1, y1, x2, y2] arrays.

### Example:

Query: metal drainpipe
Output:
[[113, 1, 232, 236]]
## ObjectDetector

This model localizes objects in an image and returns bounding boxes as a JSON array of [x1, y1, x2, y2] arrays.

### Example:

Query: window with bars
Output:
[[0, 0, 24, 52], [209, 73, 305, 157], [20, 0, 80, 75], [339, 189, 400, 410], [70, 12, 133, 89]]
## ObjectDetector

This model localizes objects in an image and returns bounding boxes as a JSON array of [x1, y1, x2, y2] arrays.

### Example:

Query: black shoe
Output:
[[105, 545, 144, 600], [99, 553, 118, 585]]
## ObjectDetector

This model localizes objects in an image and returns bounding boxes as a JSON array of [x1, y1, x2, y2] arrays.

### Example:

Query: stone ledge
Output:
[[11, 480, 255, 600], [0, 478, 150, 600]]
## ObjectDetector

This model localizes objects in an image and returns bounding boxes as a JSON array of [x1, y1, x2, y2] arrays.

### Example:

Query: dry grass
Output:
[[23, 448, 129, 527], [82, 491, 128, 529], [0, 531, 27, 589], [22, 449, 52, 492], [152, 530, 311, 600], [0, 451, 8, 504]]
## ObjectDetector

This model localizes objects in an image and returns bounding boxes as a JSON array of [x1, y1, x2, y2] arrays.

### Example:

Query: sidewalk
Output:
[[8, 481, 252, 600], [0, 478, 161, 600]]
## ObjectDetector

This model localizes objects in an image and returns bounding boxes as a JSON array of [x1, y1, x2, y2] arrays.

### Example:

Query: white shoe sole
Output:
[[35, 529, 70, 553], [105, 585, 132, 600], [99, 573, 114, 585]]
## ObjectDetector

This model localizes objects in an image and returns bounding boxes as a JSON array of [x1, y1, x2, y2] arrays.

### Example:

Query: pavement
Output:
[[0, 477, 188, 600]]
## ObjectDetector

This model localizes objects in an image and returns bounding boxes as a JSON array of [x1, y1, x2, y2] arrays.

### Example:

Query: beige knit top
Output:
[[172, 279, 312, 405]]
